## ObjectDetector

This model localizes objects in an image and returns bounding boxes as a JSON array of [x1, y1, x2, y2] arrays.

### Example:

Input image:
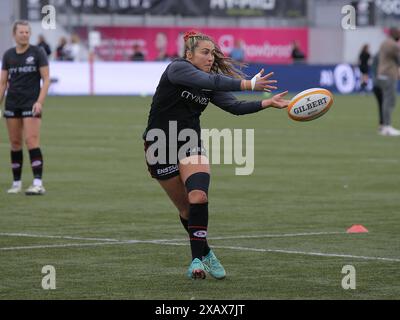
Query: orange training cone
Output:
[[347, 224, 368, 233]]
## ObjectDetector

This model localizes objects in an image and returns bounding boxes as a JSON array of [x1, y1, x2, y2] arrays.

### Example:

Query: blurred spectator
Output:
[[65, 34, 81, 62], [359, 44, 371, 92], [291, 41, 305, 63], [155, 32, 170, 61], [37, 34, 52, 57], [170, 32, 185, 59], [371, 53, 383, 128], [375, 27, 400, 136], [230, 39, 245, 62], [55, 37, 68, 61], [130, 43, 145, 61]]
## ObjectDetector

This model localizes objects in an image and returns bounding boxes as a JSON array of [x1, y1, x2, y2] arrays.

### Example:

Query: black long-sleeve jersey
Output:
[[143, 58, 263, 139]]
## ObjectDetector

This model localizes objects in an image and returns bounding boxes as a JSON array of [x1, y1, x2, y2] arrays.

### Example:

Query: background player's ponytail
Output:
[[183, 30, 245, 79]]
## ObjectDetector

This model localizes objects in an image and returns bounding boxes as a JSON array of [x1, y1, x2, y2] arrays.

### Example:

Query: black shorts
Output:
[[144, 139, 207, 180], [4, 96, 41, 119], [3, 105, 41, 119]]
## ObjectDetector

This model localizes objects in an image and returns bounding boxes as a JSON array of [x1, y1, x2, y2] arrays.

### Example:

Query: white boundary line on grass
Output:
[[206, 245, 400, 263], [0, 232, 121, 242], [1, 231, 400, 262], [0, 231, 344, 243], [2, 240, 399, 263], [206, 231, 344, 240], [148, 242, 400, 263], [0, 241, 132, 251]]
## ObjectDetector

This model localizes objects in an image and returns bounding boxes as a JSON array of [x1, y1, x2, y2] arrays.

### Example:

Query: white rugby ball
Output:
[[287, 88, 333, 121]]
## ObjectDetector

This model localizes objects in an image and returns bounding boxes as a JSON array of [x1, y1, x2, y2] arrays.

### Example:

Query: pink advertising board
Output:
[[90, 26, 308, 64]]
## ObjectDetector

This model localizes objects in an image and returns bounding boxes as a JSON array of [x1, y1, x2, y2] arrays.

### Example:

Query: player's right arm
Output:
[[1, 51, 9, 105], [0, 70, 8, 105], [167, 60, 277, 92]]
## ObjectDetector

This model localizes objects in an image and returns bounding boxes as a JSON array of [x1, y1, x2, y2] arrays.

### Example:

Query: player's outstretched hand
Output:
[[253, 69, 278, 92], [241, 68, 278, 92], [261, 90, 290, 109]]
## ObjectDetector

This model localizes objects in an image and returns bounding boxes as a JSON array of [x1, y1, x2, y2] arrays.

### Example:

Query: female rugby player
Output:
[[0, 21, 50, 195], [143, 31, 289, 279]]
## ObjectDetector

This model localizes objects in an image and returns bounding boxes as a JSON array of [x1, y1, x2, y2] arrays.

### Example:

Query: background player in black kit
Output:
[[0, 21, 50, 195], [143, 31, 290, 280]]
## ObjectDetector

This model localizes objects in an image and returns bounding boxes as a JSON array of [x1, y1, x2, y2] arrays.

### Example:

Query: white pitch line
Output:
[[212, 245, 400, 263], [1, 236, 399, 263], [0, 232, 120, 242], [0, 232, 188, 243], [0, 231, 345, 244], [151, 242, 400, 263], [0, 241, 130, 251], [207, 231, 345, 241], [0, 239, 176, 251]]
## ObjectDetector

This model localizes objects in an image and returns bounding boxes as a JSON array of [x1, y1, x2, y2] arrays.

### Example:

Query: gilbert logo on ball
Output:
[[288, 88, 334, 121]]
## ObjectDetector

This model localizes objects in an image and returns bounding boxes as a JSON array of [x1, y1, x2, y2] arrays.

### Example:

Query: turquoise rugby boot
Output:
[[202, 250, 226, 280], [187, 258, 206, 280]]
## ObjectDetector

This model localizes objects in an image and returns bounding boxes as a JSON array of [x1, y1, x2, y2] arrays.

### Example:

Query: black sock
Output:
[[180, 215, 210, 257], [11, 150, 23, 181], [29, 148, 43, 179], [188, 203, 209, 260]]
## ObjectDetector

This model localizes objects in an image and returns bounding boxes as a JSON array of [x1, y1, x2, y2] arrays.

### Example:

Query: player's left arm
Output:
[[210, 90, 289, 115], [210, 91, 262, 115], [33, 66, 50, 115]]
